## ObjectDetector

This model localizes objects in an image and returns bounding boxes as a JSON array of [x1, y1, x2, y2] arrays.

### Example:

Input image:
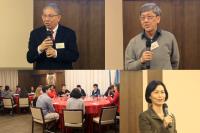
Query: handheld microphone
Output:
[[146, 40, 151, 69], [46, 30, 53, 40], [163, 103, 172, 128], [46, 30, 55, 48]]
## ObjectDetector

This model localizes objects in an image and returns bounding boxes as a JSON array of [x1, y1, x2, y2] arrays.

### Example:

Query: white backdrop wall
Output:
[[0, 70, 18, 91], [65, 70, 117, 96]]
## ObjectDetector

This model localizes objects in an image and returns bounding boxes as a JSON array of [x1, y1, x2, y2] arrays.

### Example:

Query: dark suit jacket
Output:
[[91, 88, 100, 97], [139, 107, 177, 133], [27, 25, 79, 69], [80, 88, 86, 97]]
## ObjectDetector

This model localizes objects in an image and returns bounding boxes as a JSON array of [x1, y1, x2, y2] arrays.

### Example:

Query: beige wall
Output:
[[105, 0, 123, 69], [0, 0, 33, 68], [163, 70, 200, 133]]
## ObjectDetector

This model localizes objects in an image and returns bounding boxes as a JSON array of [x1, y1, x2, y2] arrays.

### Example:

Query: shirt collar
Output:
[[141, 28, 161, 40], [148, 106, 163, 120], [47, 24, 59, 33]]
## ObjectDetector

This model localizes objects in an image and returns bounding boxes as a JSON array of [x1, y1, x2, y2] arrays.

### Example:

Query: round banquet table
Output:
[[52, 96, 111, 133]]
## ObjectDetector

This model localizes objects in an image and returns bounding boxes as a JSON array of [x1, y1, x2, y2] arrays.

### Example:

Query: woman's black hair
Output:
[[70, 88, 82, 99], [145, 80, 168, 103]]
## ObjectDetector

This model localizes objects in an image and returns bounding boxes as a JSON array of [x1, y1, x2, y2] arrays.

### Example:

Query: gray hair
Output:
[[140, 3, 161, 16], [43, 3, 62, 15]]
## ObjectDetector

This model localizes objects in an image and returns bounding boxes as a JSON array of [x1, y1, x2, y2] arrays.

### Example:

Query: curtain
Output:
[[65, 70, 117, 96], [0, 70, 18, 91]]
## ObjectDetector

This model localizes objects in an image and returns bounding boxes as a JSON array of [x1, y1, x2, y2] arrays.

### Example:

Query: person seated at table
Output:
[[36, 85, 59, 131], [104, 85, 115, 97], [77, 85, 86, 97], [33, 85, 43, 107], [15, 85, 21, 94], [65, 88, 70, 95], [58, 85, 65, 96], [19, 87, 28, 98], [108, 84, 120, 115], [47, 85, 57, 98], [91, 84, 100, 97], [58, 84, 70, 97], [35, 85, 43, 97], [29, 86, 35, 93], [0, 86, 3, 97], [67, 88, 85, 114], [2, 85, 13, 98]]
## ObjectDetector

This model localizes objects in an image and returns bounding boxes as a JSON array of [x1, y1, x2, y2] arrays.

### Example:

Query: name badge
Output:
[[151, 41, 159, 50], [56, 43, 65, 49]]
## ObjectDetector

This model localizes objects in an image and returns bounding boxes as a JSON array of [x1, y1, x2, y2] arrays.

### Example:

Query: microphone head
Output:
[[163, 103, 168, 108], [163, 103, 169, 116], [163, 103, 172, 128], [46, 30, 52, 38], [146, 40, 151, 48]]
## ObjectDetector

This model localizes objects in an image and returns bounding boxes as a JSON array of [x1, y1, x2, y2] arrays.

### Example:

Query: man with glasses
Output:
[[27, 3, 79, 69], [125, 3, 179, 70]]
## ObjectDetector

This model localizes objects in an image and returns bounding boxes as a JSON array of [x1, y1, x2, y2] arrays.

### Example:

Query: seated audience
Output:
[[65, 89, 70, 94], [104, 85, 115, 97], [0, 86, 2, 97], [58, 84, 70, 96], [108, 84, 120, 114], [15, 85, 21, 94], [77, 85, 86, 97], [19, 87, 28, 98], [47, 85, 57, 98], [2, 85, 13, 98], [30, 86, 35, 93], [36, 85, 59, 120], [33, 85, 43, 107], [91, 84, 100, 97], [67, 88, 85, 114]]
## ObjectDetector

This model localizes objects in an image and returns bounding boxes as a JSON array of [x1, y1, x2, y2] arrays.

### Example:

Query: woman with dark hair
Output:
[[104, 85, 114, 97], [108, 84, 120, 114], [139, 80, 177, 133], [66, 88, 85, 114], [47, 85, 57, 98]]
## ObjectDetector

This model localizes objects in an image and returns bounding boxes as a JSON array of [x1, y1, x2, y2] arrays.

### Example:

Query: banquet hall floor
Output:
[[0, 113, 119, 133]]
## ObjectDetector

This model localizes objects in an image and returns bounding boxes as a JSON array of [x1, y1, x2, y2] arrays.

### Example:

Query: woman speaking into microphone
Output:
[[139, 80, 177, 133]]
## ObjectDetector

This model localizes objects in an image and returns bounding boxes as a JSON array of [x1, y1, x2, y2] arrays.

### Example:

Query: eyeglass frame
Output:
[[42, 14, 60, 19], [139, 15, 158, 21]]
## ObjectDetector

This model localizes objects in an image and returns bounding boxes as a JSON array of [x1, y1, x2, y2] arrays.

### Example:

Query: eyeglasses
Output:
[[42, 14, 59, 19], [140, 15, 157, 21]]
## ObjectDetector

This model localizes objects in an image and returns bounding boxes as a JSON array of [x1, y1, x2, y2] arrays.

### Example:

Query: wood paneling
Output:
[[18, 70, 34, 91], [147, 70, 162, 83], [123, 0, 200, 69], [34, 0, 105, 69], [120, 71, 143, 133], [18, 70, 65, 92]]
